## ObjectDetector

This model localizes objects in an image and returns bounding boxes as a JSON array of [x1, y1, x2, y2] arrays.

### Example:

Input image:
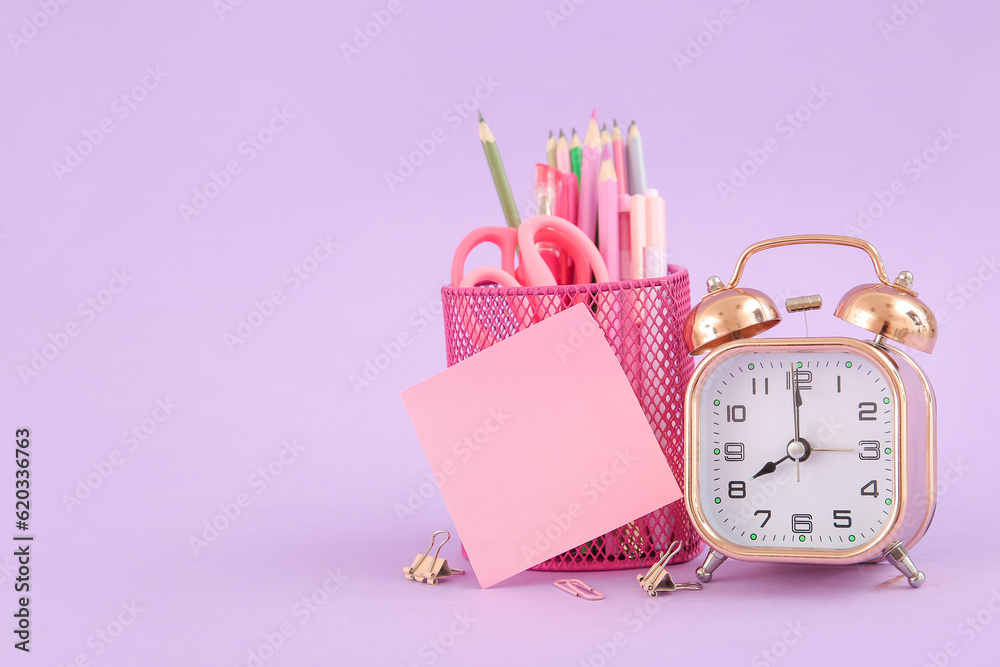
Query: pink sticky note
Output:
[[400, 303, 681, 588]]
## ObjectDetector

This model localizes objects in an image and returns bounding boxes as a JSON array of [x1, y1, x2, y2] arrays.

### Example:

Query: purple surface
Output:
[[1, 0, 998, 665]]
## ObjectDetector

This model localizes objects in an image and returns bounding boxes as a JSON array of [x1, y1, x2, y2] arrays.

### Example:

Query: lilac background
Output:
[[1, 0, 998, 665]]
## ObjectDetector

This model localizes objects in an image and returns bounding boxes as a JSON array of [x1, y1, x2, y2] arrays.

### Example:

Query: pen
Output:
[[629, 194, 646, 281], [478, 111, 521, 228], [643, 189, 666, 278]]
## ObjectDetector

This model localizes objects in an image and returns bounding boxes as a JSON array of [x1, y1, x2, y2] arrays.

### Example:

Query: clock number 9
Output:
[[858, 402, 878, 421], [724, 443, 744, 461], [791, 513, 813, 534], [726, 405, 747, 422]]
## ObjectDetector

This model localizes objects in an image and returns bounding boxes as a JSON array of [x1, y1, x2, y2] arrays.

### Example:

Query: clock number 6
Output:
[[791, 513, 813, 534]]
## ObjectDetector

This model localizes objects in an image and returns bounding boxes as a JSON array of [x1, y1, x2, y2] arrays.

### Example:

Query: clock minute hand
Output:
[[752, 454, 789, 479]]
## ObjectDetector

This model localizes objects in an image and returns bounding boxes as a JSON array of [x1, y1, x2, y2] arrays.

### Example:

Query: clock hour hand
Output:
[[752, 454, 789, 479]]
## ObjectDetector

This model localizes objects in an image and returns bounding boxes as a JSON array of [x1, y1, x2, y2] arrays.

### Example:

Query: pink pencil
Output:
[[598, 149, 620, 280], [612, 120, 628, 196], [556, 130, 570, 173], [567, 172, 579, 227], [577, 110, 601, 245], [629, 194, 646, 282]]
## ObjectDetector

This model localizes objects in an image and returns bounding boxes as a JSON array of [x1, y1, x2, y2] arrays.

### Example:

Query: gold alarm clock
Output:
[[683, 235, 936, 587]]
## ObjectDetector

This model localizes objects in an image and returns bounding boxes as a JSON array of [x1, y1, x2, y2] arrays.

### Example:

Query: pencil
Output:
[[556, 130, 570, 173], [570, 128, 582, 187], [577, 110, 601, 245], [478, 111, 520, 228], [612, 119, 628, 196], [598, 153, 620, 280], [629, 194, 646, 281], [626, 121, 647, 195], [546, 130, 557, 168], [600, 123, 611, 149]]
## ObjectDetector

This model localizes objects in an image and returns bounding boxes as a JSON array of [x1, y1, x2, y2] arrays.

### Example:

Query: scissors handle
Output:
[[450, 226, 518, 287], [519, 216, 609, 286]]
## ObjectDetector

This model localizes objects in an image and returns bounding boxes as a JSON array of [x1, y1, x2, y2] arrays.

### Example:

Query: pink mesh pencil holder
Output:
[[441, 266, 702, 571]]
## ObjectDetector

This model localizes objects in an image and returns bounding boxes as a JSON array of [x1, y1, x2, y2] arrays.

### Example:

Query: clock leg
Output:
[[881, 541, 926, 588], [695, 549, 728, 583]]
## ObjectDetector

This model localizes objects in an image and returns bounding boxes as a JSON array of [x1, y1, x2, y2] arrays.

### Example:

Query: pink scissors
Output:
[[450, 215, 609, 287], [449, 215, 610, 349]]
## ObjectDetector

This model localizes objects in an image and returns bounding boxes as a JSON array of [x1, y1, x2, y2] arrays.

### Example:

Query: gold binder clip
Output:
[[404, 530, 465, 585], [636, 541, 702, 597]]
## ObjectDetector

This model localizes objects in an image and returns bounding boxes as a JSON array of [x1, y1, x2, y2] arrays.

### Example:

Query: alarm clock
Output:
[[683, 235, 937, 588]]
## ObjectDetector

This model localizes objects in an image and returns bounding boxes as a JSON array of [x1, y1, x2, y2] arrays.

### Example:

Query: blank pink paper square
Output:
[[400, 303, 681, 588]]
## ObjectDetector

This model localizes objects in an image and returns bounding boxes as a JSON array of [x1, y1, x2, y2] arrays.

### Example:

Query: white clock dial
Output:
[[697, 349, 897, 550]]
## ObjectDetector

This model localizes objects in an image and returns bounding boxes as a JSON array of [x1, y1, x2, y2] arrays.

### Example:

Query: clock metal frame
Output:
[[685, 336, 936, 566]]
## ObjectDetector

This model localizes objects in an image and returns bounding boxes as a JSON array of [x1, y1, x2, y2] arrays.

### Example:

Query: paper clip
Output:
[[554, 578, 604, 601], [404, 530, 465, 585], [636, 541, 702, 597]]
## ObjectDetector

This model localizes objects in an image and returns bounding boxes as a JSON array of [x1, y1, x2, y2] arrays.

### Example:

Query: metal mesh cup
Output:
[[441, 266, 702, 571]]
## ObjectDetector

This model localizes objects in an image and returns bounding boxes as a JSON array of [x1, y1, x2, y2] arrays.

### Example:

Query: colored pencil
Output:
[[626, 121, 647, 196], [577, 110, 602, 245], [612, 119, 628, 196], [556, 130, 570, 173], [629, 194, 646, 281], [570, 129, 582, 186], [598, 152, 620, 280], [546, 130, 557, 168], [478, 111, 520, 228], [600, 123, 611, 149]]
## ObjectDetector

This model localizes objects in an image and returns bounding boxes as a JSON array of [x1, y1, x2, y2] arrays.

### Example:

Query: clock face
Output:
[[693, 345, 899, 553]]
